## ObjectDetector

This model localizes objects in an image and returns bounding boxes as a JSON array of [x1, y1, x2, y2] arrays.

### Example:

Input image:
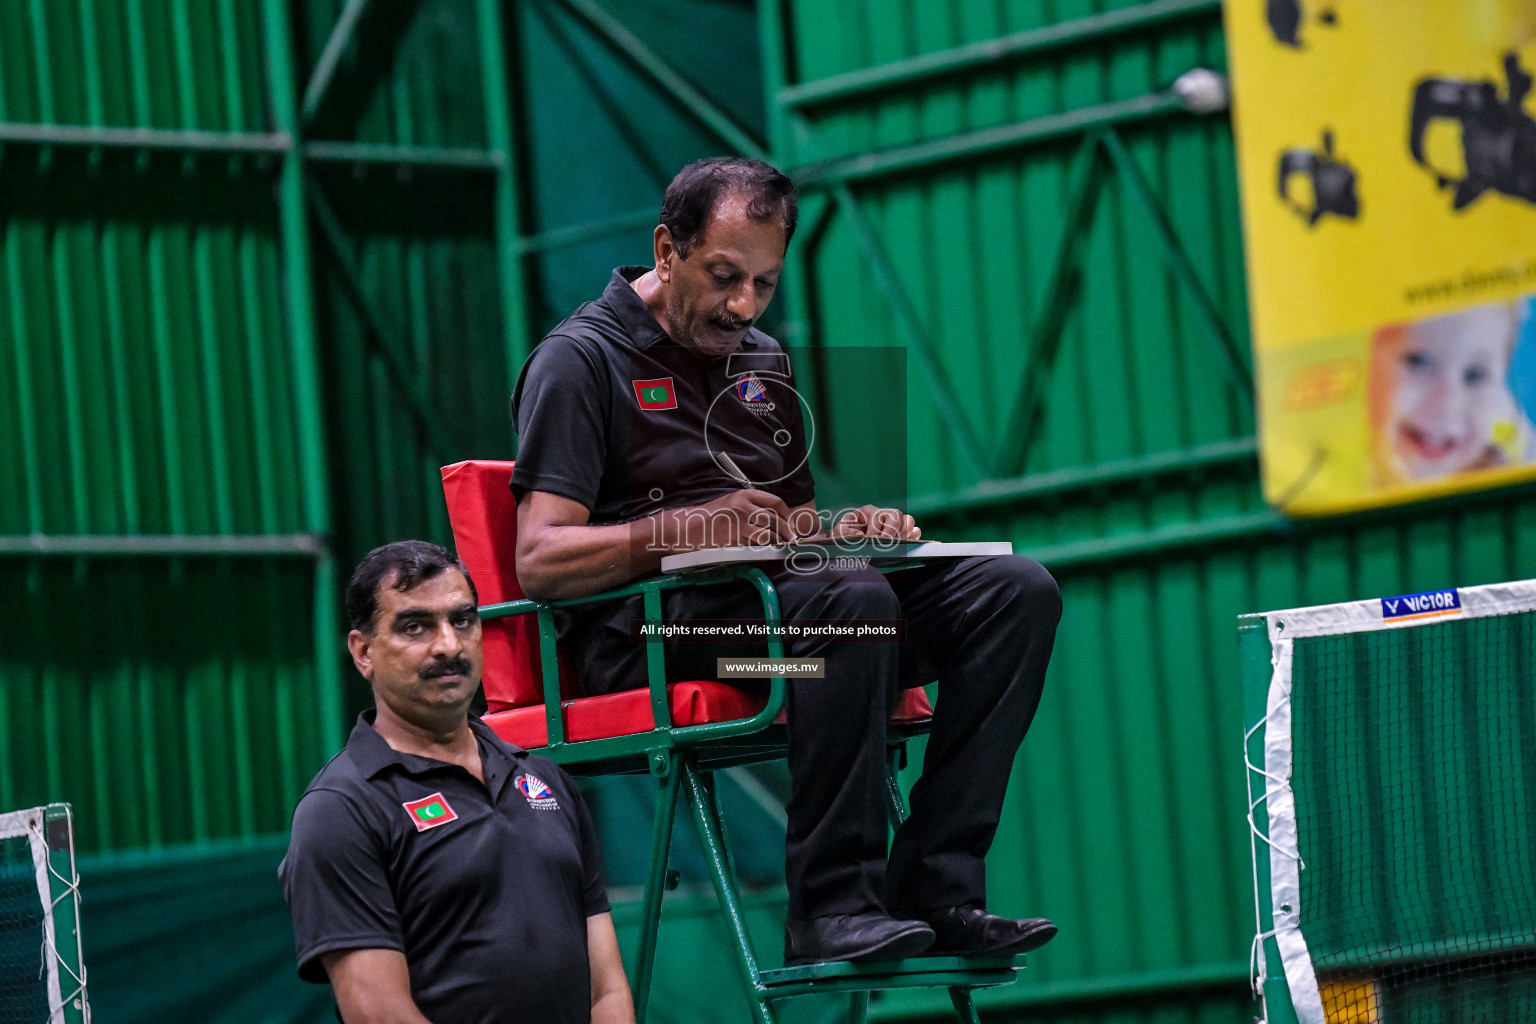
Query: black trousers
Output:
[[567, 556, 1061, 920]]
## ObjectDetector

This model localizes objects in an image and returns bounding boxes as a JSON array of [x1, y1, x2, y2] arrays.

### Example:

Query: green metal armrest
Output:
[[476, 566, 788, 758]]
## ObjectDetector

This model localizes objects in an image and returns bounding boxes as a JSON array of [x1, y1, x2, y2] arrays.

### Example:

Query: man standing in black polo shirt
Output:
[[280, 541, 634, 1024], [511, 158, 1062, 966]]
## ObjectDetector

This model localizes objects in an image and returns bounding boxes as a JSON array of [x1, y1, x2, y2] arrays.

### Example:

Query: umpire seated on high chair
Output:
[[510, 156, 1063, 966]]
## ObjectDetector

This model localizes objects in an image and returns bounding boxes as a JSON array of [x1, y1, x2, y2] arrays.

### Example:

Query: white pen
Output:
[[715, 451, 751, 487]]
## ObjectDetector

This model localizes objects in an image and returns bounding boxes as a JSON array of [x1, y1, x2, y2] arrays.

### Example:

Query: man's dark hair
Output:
[[346, 540, 478, 634], [660, 157, 799, 259]]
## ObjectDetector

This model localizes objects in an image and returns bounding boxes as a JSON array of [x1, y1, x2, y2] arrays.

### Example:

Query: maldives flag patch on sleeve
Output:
[[403, 792, 458, 832], [633, 377, 677, 410]]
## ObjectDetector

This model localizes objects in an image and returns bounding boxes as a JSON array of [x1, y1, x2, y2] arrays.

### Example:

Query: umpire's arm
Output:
[[322, 950, 431, 1024], [514, 488, 800, 601], [587, 912, 634, 1024]]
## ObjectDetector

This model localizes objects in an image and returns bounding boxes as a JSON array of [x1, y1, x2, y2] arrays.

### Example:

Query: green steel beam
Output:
[[76, 4, 106, 125], [0, 534, 325, 557], [477, 0, 537, 443], [5, 194, 45, 533], [545, 0, 769, 161], [1022, 471, 1536, 573], [0, 122, 508, 173], [1100, 129, 1254, 407], [305, 183, 469, 461], [910, 437, 1258, 519], [301, 0, 376, 126], [778, 0, 1221, 111], [758, 0, 793, 154], [757, 0, 911, 509], [304, 140, 503, 171], [766, 192, 833, 349], [1027, 511, 1290, 572], [758, 0, 820, 365], [795, 91, 1184, 189], [831, 182, 990, 483], [515, 207, 659, 256], [0, 121, 287, 154], [25, 0, 57, 125], [996, 135, 1106, 476], [261, 0, 345, 752]]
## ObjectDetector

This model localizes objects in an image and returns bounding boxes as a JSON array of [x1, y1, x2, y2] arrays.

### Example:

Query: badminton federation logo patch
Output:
[[734, 373, 775, 414], [1381, 588, 1461, 623], [403, 792, 458, 832], [516, 774, 559, 811], [736, 374, 768, 402]]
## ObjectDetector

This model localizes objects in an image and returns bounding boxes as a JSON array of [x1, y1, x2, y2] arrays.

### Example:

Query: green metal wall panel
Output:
[[0, 1, 270, 132], [298, 0, 490, 149], [760, 2, 1536, 1021], [6, 2, 1536, 1022], [294, 0, 513, 571], [777, 0, 1249, 498], [0, 0, 349, 855], [514, 0, 768, 329], [307, 170, 506, 559], [767, 6, 1264, 1008], [879, 492, 1536, 1024], [0, 169, 303, 538], [0, 0, 332, 856], [0, 561, 322, 854]]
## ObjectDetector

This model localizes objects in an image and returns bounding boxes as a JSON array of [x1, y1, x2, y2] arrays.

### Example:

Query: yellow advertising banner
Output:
[[1225, 0, 1536, 514]]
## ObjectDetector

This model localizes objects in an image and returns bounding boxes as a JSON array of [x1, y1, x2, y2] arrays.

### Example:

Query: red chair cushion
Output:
[[483, 682, 935, 750], [443, 460, 577, 711]]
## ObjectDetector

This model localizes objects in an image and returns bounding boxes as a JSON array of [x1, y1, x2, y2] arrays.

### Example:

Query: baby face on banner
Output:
[[1378, 304, 1523, 481]]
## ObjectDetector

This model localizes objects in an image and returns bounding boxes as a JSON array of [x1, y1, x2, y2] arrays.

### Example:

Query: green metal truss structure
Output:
[[0, 0, 1252, 747], [0, 1, 1313, 1018], [0, 0, 535, 852], [0, 0, 530, 761], [7, 0, 1520, 730], [494, 0, 1301, 571], [473, 5, 1259, 1017], [11, 3, 1536, 1022]]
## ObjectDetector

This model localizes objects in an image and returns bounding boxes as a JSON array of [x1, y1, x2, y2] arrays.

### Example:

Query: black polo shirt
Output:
[[279, 711, 608, 1024], [510, 265, 816, 524]]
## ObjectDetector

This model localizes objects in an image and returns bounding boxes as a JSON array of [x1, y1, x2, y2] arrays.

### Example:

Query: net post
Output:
[[1239, 614, 1299, 1024], [42, 803, 88, 1024]]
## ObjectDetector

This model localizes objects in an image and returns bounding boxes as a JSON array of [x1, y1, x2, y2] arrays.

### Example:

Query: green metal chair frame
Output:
[[478, 563, 1029, 1023]]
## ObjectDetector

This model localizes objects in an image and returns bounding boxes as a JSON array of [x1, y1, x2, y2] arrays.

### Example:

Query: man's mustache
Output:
[[712, 314, 753, 333], [420, 656, 473, 680]]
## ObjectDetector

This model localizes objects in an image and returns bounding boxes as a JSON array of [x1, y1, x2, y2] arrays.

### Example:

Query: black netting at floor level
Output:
[[0, 833, 49, 1023], [1291, 611, 1536, 1022], [1387, 954, 1536, 1021]]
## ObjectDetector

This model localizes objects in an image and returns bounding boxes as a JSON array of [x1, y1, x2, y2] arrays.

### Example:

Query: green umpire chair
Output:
[[441, 460, 1031, 1024]]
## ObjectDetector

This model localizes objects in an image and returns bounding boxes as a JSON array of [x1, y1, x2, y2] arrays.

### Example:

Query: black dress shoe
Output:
[[914, 906, 1057, 956], [783, 911, 936, 966]]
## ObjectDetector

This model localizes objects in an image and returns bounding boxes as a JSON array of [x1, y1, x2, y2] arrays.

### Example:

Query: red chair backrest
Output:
[[440, 460, 551, 712]]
